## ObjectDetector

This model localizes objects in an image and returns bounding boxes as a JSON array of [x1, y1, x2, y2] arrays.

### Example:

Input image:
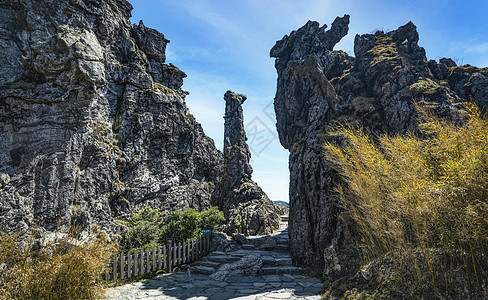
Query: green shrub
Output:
[[121, 207, 224, 250], [158, 207, 225, 244], [200, 207, 226, 233], [0, 229, 116, 300], [158, 208, 202, 244], [120, 221, 159, 251], [324, 103, 488, 294]]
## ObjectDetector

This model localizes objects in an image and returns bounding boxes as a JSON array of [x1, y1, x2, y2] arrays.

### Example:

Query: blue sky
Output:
[[129, 0, 488, 202]]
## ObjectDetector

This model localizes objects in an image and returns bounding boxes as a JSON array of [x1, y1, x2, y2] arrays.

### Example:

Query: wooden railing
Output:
[[106, 235, 211, 282]]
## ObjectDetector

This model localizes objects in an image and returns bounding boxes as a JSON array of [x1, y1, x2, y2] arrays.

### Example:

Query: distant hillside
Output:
[[273, 200, 289, 207]]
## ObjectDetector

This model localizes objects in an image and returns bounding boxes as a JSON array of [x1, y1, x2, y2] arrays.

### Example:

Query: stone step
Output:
[[275, 257, 293, 266], [261, 256, 293, 266], [241, 244, 255, 250], [261, 266, 302, 275], [190, 265, 215, 275], [274, 238, 289, 245], [208, 254, 241, 263], [261, 256, 276, 266], [198, 260, 222, 268], [274, 244, 289, 251]]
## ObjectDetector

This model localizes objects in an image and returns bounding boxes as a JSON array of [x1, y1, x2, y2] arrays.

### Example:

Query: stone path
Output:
[[105, 215, 322, 300]]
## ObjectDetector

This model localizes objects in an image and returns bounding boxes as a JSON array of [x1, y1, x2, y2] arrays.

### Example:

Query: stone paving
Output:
[[105, 215, 323, 299]]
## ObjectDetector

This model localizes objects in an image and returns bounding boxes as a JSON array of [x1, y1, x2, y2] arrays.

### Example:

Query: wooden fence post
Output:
[[152, 246, 156, 271], [173, 242, 177, 268], [163, 244, 167, 270], [178, 242, 182, 265], [120, 252, 125, 280], [186, 241, 190, 263], [167, 240, 172, 273], [146, 247, 151, 273], [127, 250, 132, 279], [140, 248, 144, 275], [133, 250, 138, 277], [158, 245, 162, 270]]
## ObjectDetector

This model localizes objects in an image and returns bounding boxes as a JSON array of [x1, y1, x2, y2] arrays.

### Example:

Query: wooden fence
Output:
[[106, 235, 211, 281]]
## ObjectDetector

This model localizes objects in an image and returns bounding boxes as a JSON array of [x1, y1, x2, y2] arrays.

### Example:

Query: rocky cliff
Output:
[[0, 0, 225, 237], [215, 91, 282, 235], [271, 16, 488, 269]]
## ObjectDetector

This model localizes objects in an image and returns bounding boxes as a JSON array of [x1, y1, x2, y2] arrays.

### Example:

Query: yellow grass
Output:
[[324, 103, 488, 292], [0, 228, 116, 300]]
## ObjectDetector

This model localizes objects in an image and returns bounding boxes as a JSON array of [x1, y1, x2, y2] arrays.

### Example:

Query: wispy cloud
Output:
[[465, 42, 488, 54]]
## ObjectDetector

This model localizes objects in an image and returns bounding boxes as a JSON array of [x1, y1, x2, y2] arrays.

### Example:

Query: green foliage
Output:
[[324, 103, 488, 294], [158, 209, 202, 244], [128, 206, 163, 226], [201, 206, 226, 233], [0, 229, 116, 300], [229, 208, 243, 233], [158, 207, 224, 244], [120, 207, 224, 251], [121, 221, 159, 251]]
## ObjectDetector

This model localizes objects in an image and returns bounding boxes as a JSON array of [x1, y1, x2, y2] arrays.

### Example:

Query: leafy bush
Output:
[[324, 104, 488, 293], [120, 221, 159, 251], [0, 229, 116, 300], [121, 207, 224, 251], [119, 207, 162, 250]]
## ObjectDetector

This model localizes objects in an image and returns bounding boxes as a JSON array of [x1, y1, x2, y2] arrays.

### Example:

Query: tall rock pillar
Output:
[[215, 91, 284, 235], [223, 90, 253, 182]]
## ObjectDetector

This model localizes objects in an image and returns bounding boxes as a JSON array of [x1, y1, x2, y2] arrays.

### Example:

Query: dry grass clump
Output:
[[324, 104, 488, 296], [0, 228, 116, 300]]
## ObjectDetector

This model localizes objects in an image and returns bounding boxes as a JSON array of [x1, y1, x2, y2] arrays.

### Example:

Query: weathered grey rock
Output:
[[252, 236, 277, 250], [271, 16, 478, 275], [209, 233, 238, 252], [273, 203, 289, 216], [0, 0, 281, 240], [210, 255, 263, 281], [233, 233, 249, 244], [0, 0, 226, 238], [215, 91, 282, 236]]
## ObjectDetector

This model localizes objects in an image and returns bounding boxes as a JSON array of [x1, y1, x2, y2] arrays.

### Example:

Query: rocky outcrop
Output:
[[0, 0, 224, 237], [270, 16, 486, 269], [215, 91, 281, 236]]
